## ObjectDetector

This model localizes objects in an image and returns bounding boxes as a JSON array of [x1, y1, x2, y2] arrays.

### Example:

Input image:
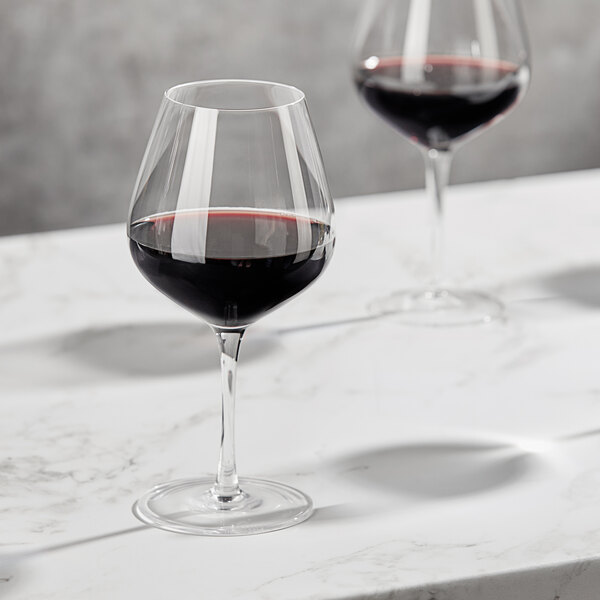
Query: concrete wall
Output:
[[1, 0, 598, 235]]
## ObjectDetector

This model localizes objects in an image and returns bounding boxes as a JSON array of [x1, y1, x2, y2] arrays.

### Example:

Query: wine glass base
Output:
[[132, 477, 313, 536], [370, 288, 504, 326]]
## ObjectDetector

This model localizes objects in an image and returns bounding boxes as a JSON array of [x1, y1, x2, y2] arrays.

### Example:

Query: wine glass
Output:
[[353, 0, 530, 325], [128, 80, 335, 535]]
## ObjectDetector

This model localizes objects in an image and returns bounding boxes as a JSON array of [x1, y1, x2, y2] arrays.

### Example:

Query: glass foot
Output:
[[132, 477, 313, 536], [370, 288, 504, 326]]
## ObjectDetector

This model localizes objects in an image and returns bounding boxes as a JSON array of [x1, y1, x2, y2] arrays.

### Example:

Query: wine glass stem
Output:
[[423, 147, 452, 289], [212, 328, 246, 501]]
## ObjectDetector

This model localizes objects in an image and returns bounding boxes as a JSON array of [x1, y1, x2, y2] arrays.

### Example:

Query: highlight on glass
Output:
[[128, 80, 335, 535]]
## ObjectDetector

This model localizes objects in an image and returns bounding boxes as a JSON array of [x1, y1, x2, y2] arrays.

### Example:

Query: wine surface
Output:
[[355, 55, 526, 149], [129, 209, 332, 328]]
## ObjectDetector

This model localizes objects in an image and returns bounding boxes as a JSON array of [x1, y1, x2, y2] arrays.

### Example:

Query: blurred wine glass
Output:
[[354, 0, 530, 325]]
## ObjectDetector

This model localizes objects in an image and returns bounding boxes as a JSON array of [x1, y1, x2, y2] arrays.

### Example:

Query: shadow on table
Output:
[[8, 525, 150, 559], [275, 312, 382, 335], [310, 425, 600, 525], [0, 321, 279, 387], [538, 265, 600, 308], [339, 556, 600, 600], [310, 503, 377, 523], [329, 440, 542, 499], [0, 524, 151, 596]]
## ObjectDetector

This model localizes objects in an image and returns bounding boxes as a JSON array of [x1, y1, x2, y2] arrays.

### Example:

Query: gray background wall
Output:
[[1, 0, 598, 235]]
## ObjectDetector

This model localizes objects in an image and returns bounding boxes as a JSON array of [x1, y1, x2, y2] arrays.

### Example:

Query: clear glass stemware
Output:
[[128, 80, 335, 535], [354, 0, 530, 325]]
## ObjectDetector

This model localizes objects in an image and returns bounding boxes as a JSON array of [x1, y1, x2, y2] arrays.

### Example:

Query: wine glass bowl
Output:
[[353, 0, 530, 325], [354, 55, 528, 152], [128, 80, 334, 535]]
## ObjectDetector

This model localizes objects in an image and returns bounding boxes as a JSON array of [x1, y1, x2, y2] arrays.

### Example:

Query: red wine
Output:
[[355, 55, 526, 149], [129, 209, 333, 328]]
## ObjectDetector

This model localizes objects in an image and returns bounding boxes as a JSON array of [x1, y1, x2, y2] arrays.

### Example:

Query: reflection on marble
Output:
[[4, 171, 600, 598]]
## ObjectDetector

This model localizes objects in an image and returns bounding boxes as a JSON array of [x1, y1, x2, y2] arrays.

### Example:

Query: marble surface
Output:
[[3, 170, 600, 599]]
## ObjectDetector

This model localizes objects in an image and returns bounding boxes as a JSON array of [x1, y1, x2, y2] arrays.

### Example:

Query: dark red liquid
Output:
[[355, 55, 526, 149], [129, 209, 333, 328]]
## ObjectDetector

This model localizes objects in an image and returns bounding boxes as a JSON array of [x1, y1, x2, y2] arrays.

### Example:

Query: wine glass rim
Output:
[[164, 79, 306, 112]]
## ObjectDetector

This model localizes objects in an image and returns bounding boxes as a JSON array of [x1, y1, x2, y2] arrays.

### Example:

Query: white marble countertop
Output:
[[3, 169, 600, 599]]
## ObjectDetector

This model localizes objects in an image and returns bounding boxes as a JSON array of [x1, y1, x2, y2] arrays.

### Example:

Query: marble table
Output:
[[3, 169, 600, 599]]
